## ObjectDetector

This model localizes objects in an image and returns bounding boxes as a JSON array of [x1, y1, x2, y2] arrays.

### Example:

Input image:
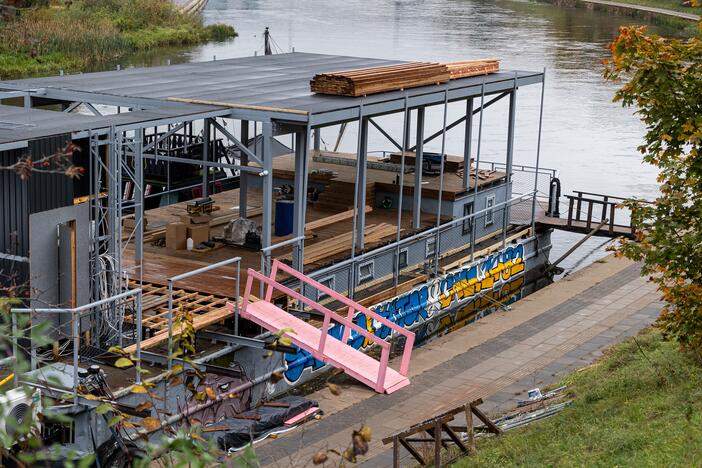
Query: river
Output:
[[142, 0, 675, 274]]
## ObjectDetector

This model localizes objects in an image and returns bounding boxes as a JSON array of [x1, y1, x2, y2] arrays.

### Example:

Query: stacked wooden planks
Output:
[[444, 59, 500, 79], [310, 59, 500, 96], [310, 62, 451, 97]]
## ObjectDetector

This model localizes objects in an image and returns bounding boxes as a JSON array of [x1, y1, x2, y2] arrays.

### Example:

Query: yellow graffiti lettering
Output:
[[362, 316, 375, 348]]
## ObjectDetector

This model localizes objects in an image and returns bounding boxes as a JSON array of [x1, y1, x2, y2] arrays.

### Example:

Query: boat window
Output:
[[398, 248, 408, 269], [426, 236, 436, 258], [462, 201, 474, 235], [317, 275, 335, 301], [358, 260, 374, 284], [485, 195, 495, 227]]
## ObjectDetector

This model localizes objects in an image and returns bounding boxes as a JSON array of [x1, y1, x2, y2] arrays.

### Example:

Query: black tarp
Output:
[[202, 396, 319, 452]]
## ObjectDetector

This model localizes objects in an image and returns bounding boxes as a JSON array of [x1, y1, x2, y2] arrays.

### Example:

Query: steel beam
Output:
[[368, 117, 403, 152], [413, 107, 425, 229], [211, 118, 263, 166]]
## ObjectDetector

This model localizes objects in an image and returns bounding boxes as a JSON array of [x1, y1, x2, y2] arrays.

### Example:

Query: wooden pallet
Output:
[[123, 281, 234, 353], [311, 62, 450, 96]]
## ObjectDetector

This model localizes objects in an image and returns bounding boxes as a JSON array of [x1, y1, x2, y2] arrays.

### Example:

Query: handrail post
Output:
[[586, 201, 594, 230], [609, 203, 616, 235], [318, 312, 331, 354], [567, 197, 574, 227], [575, 193, 582, 221], [602, 196, 608, 221], [377, 346, 390, 392], [341, 305, 355, 343], [73, 310, 79, 404]]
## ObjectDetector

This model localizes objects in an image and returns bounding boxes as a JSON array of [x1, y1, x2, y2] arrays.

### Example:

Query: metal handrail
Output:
[[11, 288, 142, 402]]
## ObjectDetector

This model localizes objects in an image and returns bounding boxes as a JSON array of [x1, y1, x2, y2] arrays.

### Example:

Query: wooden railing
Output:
[[565, 191, 639, 236]]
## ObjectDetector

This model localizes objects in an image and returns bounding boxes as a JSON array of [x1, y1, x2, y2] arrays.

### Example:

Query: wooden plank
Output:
[[304, 206, 372, 233], [399, 437, 425, 466], [471, 403, 502, 435]]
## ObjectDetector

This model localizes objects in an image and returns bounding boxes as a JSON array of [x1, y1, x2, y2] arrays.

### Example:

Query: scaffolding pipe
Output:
[[395, 96, 409, 287], [433, 88, 449, 274], [531, 69, 547, 234]]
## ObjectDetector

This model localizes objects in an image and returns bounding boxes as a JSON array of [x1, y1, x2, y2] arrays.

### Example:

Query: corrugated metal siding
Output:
[[0, 134, 74, 287]]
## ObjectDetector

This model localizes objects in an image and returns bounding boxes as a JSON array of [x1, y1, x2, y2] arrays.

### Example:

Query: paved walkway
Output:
[[573, 0, 700, 21], [255, 255, 662, 467]]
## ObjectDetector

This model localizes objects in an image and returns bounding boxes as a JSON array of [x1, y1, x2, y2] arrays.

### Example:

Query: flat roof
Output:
[[0, 53, 543, 127], [0, 102, 223, 149]]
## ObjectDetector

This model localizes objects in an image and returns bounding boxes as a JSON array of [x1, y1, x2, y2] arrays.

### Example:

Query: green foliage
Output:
[[453, 330, 702, 467], [603, 24, 702, 351], [0, 0, 237, 79]]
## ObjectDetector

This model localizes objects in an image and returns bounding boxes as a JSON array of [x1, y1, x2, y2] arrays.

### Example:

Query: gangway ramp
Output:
[[231, 260, 415, 394]]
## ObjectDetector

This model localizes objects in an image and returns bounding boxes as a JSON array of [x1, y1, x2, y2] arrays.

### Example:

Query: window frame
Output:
[[398, 248, 409, 269], [357, 260, 375, 285], [316, 275, 335, 301], [425, 236, 437, 259], [485, 195, 495, 227], [462, 201, 474, 235]]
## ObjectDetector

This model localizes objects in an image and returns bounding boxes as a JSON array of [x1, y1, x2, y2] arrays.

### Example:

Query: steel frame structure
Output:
[[1, 54, 547, 397]]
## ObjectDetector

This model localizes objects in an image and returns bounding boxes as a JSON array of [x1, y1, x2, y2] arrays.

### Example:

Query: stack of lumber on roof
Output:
[[310, 59, 500, 97], [444, 59, 500, 79], [310, 62, 451, 97]]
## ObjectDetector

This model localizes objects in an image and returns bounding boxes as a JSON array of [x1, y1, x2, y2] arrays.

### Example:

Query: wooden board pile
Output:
[[310, 59, 500, 96], [444, 59, 500, 79], [310, 62, 450, 97]]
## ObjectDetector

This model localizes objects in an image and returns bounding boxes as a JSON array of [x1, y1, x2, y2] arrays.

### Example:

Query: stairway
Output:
[[231, 260, 415, 394]]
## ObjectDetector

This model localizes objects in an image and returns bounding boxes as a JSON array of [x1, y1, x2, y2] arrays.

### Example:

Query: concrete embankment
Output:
[[537, 0, 700, 21], [173, 0, 209, 15]]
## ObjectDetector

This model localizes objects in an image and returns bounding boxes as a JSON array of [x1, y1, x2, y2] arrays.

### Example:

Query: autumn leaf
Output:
[[270, 371, 284, 384], [114, 357, 133, 368], [95, 402, 113, 415], [141, 416, 161, 431], [131, 384, 148, 394], [312, 451, 328, 465], [328, 383, 341, 396], [205, 386, 216, 400], [135, 400, 153, 412]]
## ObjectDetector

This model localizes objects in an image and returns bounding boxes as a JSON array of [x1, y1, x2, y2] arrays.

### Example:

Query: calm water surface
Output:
[[144, 0, 676, 272]]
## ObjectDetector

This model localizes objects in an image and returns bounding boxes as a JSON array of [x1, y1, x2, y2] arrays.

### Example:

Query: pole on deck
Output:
[[463, 98, 473, 190], [413, 107, 425, 230], [502, 73, 518, 249], [240, 120, 249, 218]]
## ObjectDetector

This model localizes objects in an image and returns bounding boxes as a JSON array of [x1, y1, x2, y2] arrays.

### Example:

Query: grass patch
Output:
[[0, 0, 236, 79], [600, 0, 700, 14], [453, 329, 702, 467]]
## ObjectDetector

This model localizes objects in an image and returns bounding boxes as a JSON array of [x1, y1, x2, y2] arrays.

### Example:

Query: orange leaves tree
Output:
[[604, 24, 702, 351]]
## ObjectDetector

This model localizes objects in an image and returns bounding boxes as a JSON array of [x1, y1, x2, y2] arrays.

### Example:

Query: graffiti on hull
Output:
[[283, 243, 526, 384]]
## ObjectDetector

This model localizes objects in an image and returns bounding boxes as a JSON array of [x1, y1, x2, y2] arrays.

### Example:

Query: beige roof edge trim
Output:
[[166, 97, 309, 116]]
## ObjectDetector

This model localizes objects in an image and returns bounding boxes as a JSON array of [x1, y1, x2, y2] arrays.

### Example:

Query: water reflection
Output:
[[123, 0, 673, 269]]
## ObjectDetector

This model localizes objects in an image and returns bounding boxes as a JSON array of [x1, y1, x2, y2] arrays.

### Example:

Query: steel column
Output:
[[293, 128, 309, 272], [395, 97, 409, 286], [531, 69, 546, 233], [471, 78, 487, 262], [463, 99, 473, 190], [412, 107, 425, 229], [313, 128, 321, 151], [261, 121, 273, 249], [433, 89, 449, 274], [355, 116, 369, 251], [202, 118, 210, 197], [240, 120, 249, 218], [503, 76, 518, 248]]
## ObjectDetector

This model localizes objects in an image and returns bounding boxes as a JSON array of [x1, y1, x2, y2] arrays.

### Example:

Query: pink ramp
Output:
[[228, 260, 415, 394]]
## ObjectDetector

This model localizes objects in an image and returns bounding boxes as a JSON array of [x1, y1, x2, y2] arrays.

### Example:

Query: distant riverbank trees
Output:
[[0, 0, 236, 79], [605, 20, 702, 354]]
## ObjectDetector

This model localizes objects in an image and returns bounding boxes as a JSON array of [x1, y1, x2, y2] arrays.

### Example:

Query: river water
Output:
[[144, 0, 675, 273]]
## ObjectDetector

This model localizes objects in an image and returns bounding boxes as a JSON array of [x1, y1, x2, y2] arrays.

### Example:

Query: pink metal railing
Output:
[[241, 259, 415, 391]]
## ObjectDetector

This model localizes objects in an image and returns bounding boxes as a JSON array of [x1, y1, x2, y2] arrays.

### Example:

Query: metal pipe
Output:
[[463, 98, 473, 190]]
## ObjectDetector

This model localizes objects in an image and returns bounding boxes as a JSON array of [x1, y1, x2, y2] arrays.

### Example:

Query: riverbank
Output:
[[250, 254, 663, 466], [534, 0, 701, 34], [0, 0, 236, 79], [453, 328, 702, 466]]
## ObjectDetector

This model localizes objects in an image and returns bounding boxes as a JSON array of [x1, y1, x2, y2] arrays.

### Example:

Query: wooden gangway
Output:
[[535, 191, 649, 239], [235, 259, 415, 394]]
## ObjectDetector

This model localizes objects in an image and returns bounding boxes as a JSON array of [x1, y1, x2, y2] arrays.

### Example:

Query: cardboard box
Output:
[[187, 224, 210, 244], [122, 216, 148, 230], [166, 222, 187, 250], [180, 214, 212, 225]]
